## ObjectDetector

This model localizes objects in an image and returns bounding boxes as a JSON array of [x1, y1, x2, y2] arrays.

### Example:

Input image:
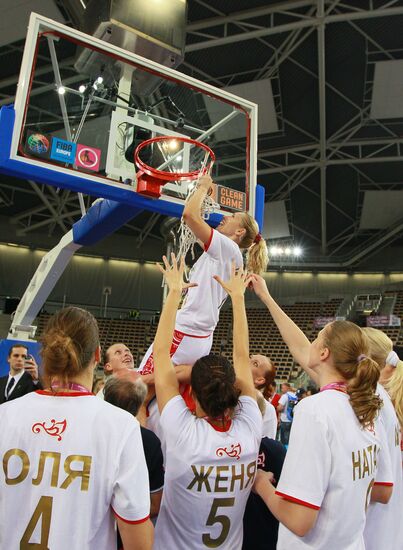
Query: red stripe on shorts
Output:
[[141, 330, 186, 375]]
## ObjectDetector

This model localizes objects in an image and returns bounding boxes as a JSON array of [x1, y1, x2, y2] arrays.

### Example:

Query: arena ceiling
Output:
[[0, 0, 403, 270]]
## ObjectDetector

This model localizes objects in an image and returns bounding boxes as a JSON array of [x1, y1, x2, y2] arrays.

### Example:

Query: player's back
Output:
[[277, 390, 392, 550], [154, 395, 262, 549], [364, 383, 403, 550], [0, 391, 149, 549]]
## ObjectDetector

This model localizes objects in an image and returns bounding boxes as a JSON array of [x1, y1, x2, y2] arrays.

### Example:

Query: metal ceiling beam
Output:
[[186, 19, 316, 52], [11, 195, 78, 225], [185, 5, 403, 52], [317, 0, 327, 255], [29, 181, 68, 234], [216, 138, 403, 165], [186, 1, 313, 31], [136, 213, 161, 248], [17, 209, 82, 235], [0, 74, 85, 107], [290, 222, 322, 243], [252, 155, 403, 176], [0, 57, 76, 92], [270, 217, 403, 267]]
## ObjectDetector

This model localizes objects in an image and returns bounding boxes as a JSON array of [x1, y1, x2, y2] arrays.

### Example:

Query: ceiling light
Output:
[[79, 84, 86, 93], [57, 86, 65, 95], [167, 139, 179, 151]]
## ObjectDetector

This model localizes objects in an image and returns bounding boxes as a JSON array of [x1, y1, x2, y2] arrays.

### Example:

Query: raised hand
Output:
[[197, 174, 214, 195], [24, 355, 39, 381], [247, 273, 271, 301], [213, 261, 247, 298], [156, 253, 197, 293]]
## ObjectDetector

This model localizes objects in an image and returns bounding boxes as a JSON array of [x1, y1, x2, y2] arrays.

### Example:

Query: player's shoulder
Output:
[[211, 228, 240, 250], [292, 392, 325, 416], [99, 398, 140, 425], [0, 389, 37, 412]]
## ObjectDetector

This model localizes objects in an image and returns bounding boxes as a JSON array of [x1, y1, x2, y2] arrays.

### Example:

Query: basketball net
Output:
[[177, 151, 218, 272]]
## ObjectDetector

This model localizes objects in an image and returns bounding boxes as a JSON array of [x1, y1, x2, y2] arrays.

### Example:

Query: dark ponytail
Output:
[[191, 354, 240, 420]]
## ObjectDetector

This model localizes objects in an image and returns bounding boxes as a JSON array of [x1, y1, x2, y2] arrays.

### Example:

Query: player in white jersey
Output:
[[362, 328, 403, 550], [0, 307, 153, 550], [248, 275, 393, 550], [152, 255, 262, 549], [138, 174, 268, 375]]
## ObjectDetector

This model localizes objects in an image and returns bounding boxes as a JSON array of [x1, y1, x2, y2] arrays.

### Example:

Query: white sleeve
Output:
[[159, 394, 195, 448], [205, 229, 242, 266], [111, 421, 151, 522], [279, 394, 288, 407], [374, 420, 394, 486], [262, 401, 277, 439], [276, 400, 330, 509], [237, 396, 263, 443]]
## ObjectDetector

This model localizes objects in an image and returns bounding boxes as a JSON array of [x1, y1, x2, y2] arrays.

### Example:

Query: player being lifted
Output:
[[152, 254, 262, 549], [140, 174, 268, 374], [138, 174, 268, 434]]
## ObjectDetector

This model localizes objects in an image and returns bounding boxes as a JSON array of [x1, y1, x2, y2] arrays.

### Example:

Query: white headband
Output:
[[386, 350, 399, 367]]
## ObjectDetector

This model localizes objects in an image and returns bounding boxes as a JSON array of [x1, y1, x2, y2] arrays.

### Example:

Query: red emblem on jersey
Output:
[[216, 443, 242, 460], [257, 452, 265, 467], [32, 419, 67, 441]]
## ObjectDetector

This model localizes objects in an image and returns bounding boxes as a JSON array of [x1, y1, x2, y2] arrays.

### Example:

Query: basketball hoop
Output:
[[134, 136, 215, 198]]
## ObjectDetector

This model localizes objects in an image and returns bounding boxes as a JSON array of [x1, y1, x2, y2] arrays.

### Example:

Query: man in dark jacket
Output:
[[0, 344, 41, 404]]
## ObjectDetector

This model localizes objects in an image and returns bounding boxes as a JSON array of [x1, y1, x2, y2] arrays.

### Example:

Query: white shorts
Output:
[[138, 329, 213, 375]]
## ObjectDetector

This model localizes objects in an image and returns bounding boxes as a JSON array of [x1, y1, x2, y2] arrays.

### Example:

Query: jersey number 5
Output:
[[202, 497, 235, 548], [20, 495, 53, 549]]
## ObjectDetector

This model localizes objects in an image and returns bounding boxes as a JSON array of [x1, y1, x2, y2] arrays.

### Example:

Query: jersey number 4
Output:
[[20, 495, 52, 549], [202, 497, 235, 548]]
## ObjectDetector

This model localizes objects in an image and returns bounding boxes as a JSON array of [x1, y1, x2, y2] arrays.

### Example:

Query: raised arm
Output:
[[248, 274, 318, 385], [182, 175, 214, 245], [153, 254, 197, 413], [214, 265, 256, 398]]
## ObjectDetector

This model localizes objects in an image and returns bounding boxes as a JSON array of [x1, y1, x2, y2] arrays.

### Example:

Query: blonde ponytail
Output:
[[323, 321, 382, 429], [346, 357, 383, 429], [239, 212, 268, 275], [246, 238, 269, 275]]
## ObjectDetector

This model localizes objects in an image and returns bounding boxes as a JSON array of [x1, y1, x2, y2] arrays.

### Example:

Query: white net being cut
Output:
[[176, 152, 218, 266]]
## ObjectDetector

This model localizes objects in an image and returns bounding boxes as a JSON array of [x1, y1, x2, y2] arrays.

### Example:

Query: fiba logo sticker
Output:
[[50, 138, 76, 164], [75, 144, 101, 172], [25, 131, 51, 158]]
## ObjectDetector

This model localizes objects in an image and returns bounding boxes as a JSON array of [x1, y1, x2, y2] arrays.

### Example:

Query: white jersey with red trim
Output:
[[154, 395, 262, 550], [364, 383, 403, 550], [0, 391, 150, 550], [262, 399, 277, 439], [175, 228, 243, 336], [276, 390, 393, 550]]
